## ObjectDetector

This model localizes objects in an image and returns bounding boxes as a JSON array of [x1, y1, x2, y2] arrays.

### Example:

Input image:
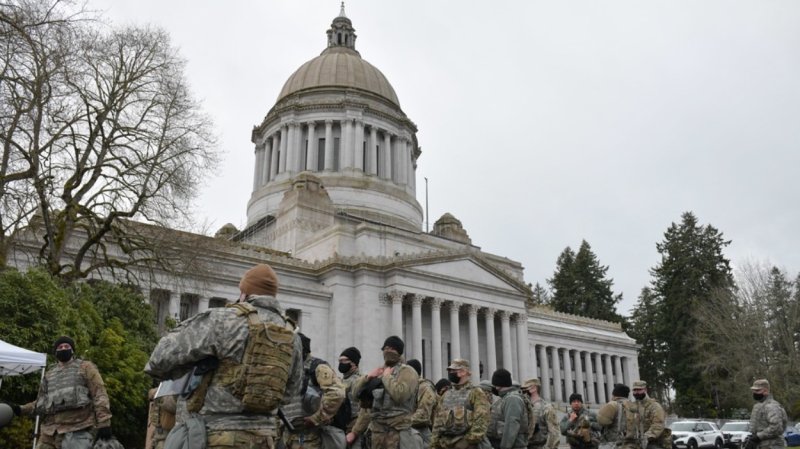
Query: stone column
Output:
[[550, 346, 562, 403], [343, 119, 354, 168], [198, 296, 210, 314], [584, 351, 596, 404], [431, 298, 443, 378], [623, 357, 633, 386], [604, 354, 614, 400], [253, 145, 262, 189], [324, 120, 334, 171], [390, 291, 404, 337], [613, 355, 623, 384], [354, 120, 365, 171], [595, 353, 606, 403], [382, 132, 392, 180], [412, 294, 423, 359], [395, 137, 406, 184], [286, 122, 297, 173], [500, 311, 513, 375], [563, 348, 574, 399], [369, 127, 379, 175], [306, 122, 317, 171], [515, 314, 529, 381], [270, 134, 280, 179], [279, 125, 288, 173], [263, 140, 272, 183], [168, 291, 180, 322], [538, 345, 550, 401], [449, 301, 461, 359], [483, 308, 497, 377], [574, 351, 585, 400], [468, 305, 480, 378]]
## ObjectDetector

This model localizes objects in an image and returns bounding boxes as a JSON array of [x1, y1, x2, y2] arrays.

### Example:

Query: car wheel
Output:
[[715, 438, 723, 449], [688, 440, 698, 449]]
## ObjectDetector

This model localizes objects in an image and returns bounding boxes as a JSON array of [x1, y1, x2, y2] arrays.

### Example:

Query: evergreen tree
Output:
[[530, 282, 551, 306], [650, 211, 734, 416], [548, 240, 623, 322], [628, 287, 669, 402]]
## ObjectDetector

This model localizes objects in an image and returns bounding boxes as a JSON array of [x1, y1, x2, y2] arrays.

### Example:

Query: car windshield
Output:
[[721, 423, 749, 432], [673, 423, 700, 432]]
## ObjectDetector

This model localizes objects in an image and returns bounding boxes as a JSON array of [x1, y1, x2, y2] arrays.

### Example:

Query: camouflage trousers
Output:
[[207, 429, 277, 449], [371, 427, 423, 449], [37, 430, 93, 449], [282, 427, 323, 449]]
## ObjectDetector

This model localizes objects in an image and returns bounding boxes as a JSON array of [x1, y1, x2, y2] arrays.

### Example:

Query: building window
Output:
[[422, 338, 427, 378], [179, 293, 199, 322], [334, 138, 340, 171], [446, 343, 451, 366], [318, 138, 325, 171], [362, 141, 367, 170], [209, 297, 227, 308], [286, 308, 301, 328]]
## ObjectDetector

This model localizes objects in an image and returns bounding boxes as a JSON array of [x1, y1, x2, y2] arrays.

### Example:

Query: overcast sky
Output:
[[93, 0, 800, 315]]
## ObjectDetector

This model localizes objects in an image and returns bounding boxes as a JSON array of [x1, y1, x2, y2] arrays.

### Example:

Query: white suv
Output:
[[672, 421, 725, 449], [720, 421, 750, 449]]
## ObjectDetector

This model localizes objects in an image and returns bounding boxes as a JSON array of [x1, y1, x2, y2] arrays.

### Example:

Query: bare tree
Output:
[[1, 0, 218, 281]]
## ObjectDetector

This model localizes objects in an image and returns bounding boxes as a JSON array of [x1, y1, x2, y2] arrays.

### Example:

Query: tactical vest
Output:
[[343, 371, 363, 420], [206, 302, 295, 414], [487, 389, 529, 441], [37, 359, 91, 413], [526, 397, 552, 445], [601, 400, 626, 443], [439, 384, 475, 436], [372, 364, 417, 422], [282, 357, 325, 424]]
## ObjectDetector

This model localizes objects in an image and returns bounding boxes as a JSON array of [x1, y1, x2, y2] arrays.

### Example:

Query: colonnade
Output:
[[387, 290, 530, 381], [253, 119, 416, 188], [531, 345, 635, 405]]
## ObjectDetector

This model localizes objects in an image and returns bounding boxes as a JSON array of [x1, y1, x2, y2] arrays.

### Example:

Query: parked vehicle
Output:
[[721, 421, 750, 449], [672, 421, 725, 449], [785, 426, 800, 447]]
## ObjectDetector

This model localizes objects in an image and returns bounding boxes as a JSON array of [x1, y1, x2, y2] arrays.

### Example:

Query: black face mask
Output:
[[338, 362, 352, 374], [447, 372, 460, 384], [633, 393, 646, 401], [753, 393, 765, 401], [55, 349, 73, 362]]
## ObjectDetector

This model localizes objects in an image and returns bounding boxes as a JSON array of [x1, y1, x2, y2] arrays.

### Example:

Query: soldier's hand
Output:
[[346, 432, 357, 445], [97, 426, 113, 440], [383, 366, 394, 376], [303, 417, 318, 429], [569, 412, 578, 421], [4, 402, 21, 416], [367, 367, 384, 378]]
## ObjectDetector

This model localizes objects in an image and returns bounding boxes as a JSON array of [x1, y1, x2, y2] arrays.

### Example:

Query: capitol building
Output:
[[11, 7, 640, 408]]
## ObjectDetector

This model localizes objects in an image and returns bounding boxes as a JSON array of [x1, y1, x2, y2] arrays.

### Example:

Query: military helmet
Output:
[[0, 403, 13, 428]]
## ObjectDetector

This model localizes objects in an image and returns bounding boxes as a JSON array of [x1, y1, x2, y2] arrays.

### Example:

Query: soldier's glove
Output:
[[5, 402, 21, 416], [97, 427, 113, 440], [743, 434, 760, 449]]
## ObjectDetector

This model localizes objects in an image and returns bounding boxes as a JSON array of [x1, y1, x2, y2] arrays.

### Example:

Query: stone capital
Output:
[[411, 294, 424, 307], [306, 121, 316, 129], [448, 301, 462, 313], [430, 298, 443, 309], [467, 304, 480, 316], [325, 119, 334, 126], [482, 307, 496, 318], [388, 290, 404, 304], [499, 310, 512, 321]]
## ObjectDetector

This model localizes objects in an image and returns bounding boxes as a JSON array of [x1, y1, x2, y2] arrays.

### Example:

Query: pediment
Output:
[[408, 258, 522, 292]]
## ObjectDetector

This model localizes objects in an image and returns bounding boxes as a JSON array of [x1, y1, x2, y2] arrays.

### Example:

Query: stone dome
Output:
[[277, 46, 400, 106]]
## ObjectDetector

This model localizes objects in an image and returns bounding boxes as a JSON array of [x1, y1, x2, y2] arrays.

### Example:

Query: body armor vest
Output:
[[37, 359, 91, 413], [488, 390, 529, 441], [372, 364, 416, 422], [527, 397, 552, 445], [602, 400, 626, 443], [439, 384, 474, 436]]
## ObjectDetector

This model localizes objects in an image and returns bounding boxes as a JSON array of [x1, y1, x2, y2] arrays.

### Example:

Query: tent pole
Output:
[[32, 367, 45, 449]]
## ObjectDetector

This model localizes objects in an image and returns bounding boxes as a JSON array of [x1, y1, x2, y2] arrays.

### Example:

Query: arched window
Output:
[[337, 33, 342, 45]]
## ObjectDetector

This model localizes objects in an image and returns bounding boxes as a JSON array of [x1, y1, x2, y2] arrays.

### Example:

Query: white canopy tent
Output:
[[0, 339, 47, 448]]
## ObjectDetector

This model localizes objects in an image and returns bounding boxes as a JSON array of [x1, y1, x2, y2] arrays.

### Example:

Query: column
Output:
[[613, 355, 623, 385], [406, 140, 415, 187], [515, 314, 529, 381], [500, 311, 513, 375], [604, 354, 614, 400], [412, 295, 423, 359], [538, 345, 550, 401], [343, 119, 354, 168], [431, 299, 443, 379], [390, 291, 403, 337], [467, 305, 480, 378], [483, 308, 497, 377], [594, 352, 606, 403], [354, 120, 365, 170], [382, 132, 392, 180], [306, 122, 317, 171], [198, 296, 209, 314], [279, 125, 288, 173], [623, 357, 633, 386], [584, 351, 596, 404], [395, 137, 406, 184], [252, 146, 262, 189], [550, 346, 562, 403], [270, 134, 280, 179], [324, 120, 334, 170], [167, 291, 180, 322], [563, 348, 574, 398], [529, 343, 538, 379], [286, 122, 297, 173], [574, 351, 585, 400], [263, 139, 272, 183], [449, 301, 461, 360], [369, 126, 378, 175]]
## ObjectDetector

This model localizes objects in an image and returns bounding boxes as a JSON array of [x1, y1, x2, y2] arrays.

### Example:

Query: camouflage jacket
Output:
[[342, 368, 364, 431], [355, 363, 419, 432], [527, 396, 559, 449], [144, 295, 304, 431], [629, 397, 665, 441], [488, 386, 529, 449], [750, 395, 788, 445], [21, 358, 112, 436], [430, 381, 490, 449], [560, 406, 601, 449], [411, 377, 438, 429]]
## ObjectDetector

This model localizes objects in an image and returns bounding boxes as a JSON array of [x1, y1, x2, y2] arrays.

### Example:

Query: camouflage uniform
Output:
[[145, 294, 304, 449], [21, 358, 112, 449], [749, 394, 788, 449], [525, 397, 559, 449], [354, 363, 420, 449], [411, 378, 438, 448], [596, 398, 628, 449], [146, 389, 177, 449], [281, 358, 346, 449], [430, 382, 490, 449], [560, 406, 601, 449], [343, 368, 365, 432], [487, 386, 528, 449], [625, 398, 665, 449]]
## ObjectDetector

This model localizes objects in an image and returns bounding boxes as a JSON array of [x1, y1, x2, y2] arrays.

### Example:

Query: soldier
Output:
[[629, 381, 666, 449], [10, 335, 113, 449], [520, 379, 559, 449], [282, 333, 347, 449], [353, 336, 421, 449], [145, 388, 177, 449], [407, 359, 437, 449], [430, 358, 490, 449], [560, 393, 601, 449], [596, 384, 630, 449], [145, 263, 304, 449], [745, 379, 788, 449], [340, 347, 366, 448], [486, 369, 528, 449]]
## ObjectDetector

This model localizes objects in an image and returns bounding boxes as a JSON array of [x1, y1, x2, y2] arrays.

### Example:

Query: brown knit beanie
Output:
[[239, 264, 278, 296]]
